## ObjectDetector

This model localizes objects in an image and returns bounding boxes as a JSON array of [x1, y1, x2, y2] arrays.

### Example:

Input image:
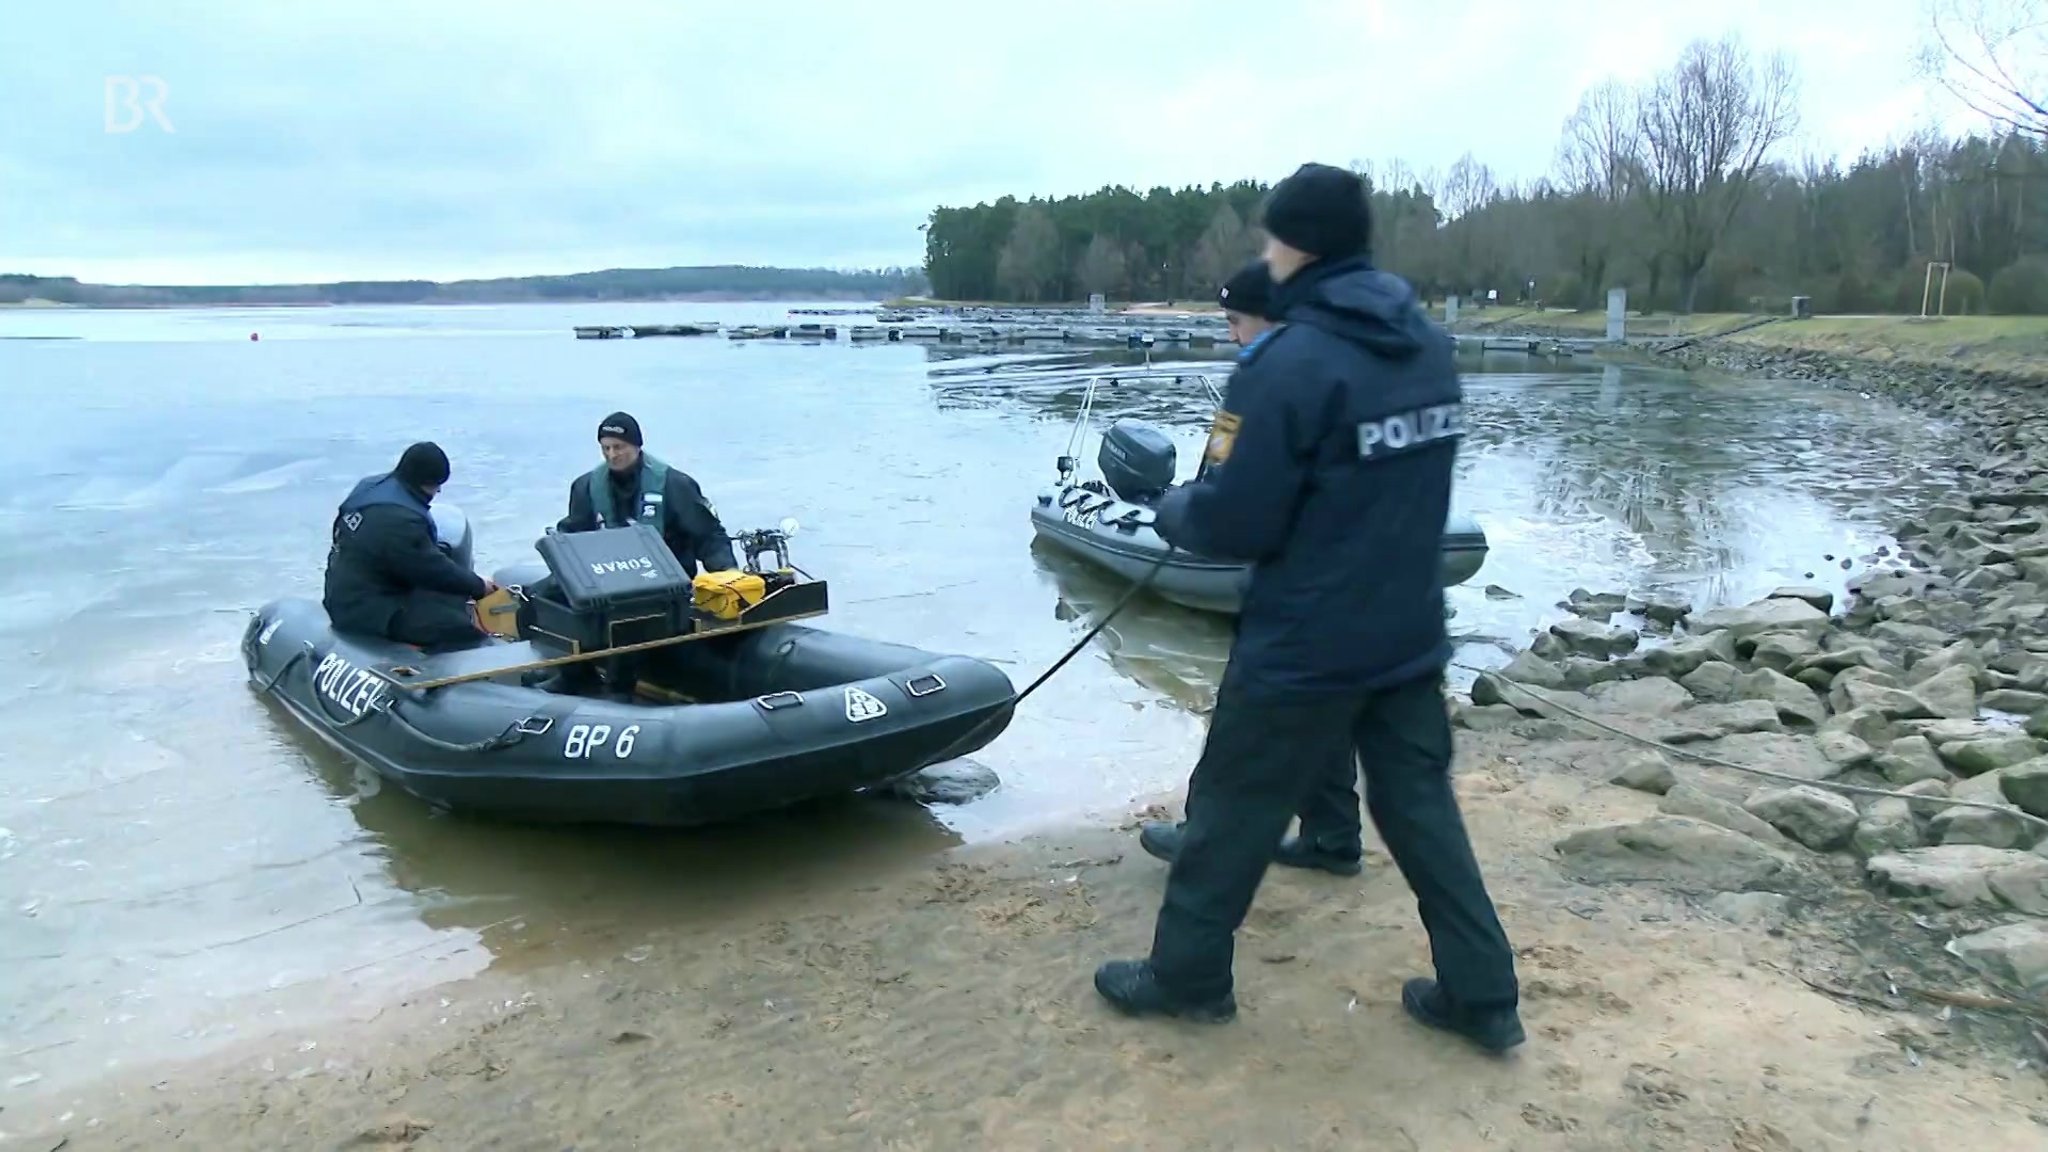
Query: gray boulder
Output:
[[1850, 798, 1923, 858], [1947, 922, 2048, 996], [1910, 663, 1979, 719], [1555, 816, 1791, 891], [1690, 598, 1833, 640], [1743, 785, 1859, 851], [1864, 845, 2048, 912], [891, 759, 1001, 805], [1736, 668, 1827, 729], [1938, 734, 2042, 777], [1768, 586, 1835, 613], [1875, 735, 1955, 785], [1658, 784, 1795, 849]]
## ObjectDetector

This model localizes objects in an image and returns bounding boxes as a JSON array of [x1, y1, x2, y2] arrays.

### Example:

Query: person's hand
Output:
[[481, 577, 500, 595]]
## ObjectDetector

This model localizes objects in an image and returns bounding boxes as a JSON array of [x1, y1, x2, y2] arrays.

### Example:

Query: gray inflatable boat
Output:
[[1030, 417, 1488, 615]]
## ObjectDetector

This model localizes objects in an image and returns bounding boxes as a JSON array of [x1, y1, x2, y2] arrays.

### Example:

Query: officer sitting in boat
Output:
[[323, 441, 497, 652], [528, 411, 739, 700]]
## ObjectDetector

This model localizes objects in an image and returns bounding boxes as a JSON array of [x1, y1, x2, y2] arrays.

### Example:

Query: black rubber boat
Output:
[[242, 509, 1017, 827], [1031, 416, 1489, 615]]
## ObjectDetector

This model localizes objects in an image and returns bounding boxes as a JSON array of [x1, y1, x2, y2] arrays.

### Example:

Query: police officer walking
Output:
[[1093, 162, 1523, 1054]]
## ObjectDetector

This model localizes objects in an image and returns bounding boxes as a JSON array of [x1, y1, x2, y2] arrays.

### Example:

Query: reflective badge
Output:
[[844, 686, 888, 722], [342, 512, 362, 531], [1202, 410, 1242, 469]]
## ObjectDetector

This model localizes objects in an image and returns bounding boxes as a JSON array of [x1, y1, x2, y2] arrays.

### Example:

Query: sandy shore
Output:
[[7, 719, 2045, 1150], [12, 325, 2048, 1149]]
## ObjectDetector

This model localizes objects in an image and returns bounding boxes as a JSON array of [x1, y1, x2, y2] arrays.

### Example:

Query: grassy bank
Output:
[[1720, 314, 2048, 379], [1455, 309, 2048, 381]]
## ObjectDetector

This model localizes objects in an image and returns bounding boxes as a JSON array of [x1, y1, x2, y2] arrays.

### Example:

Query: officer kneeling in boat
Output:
[[323, 441, 496, 652], [529, 411, 738, 700], [1094, 163, 1524, 1054]]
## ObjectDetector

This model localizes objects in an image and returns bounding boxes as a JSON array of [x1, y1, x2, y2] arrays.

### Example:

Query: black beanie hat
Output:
[[1260, 162, 1372, 260], [1218, 260, 1272, 317], [598, 411, 643, 447], [394, 441, 451, 489]]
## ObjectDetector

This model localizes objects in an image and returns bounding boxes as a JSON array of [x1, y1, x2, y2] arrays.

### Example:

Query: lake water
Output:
[[0, 301, 1970, 1099]]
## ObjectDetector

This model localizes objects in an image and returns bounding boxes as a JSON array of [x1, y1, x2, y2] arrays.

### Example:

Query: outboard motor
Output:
[[430, 502, 476, 572], [1097, 418, 1177, 505]]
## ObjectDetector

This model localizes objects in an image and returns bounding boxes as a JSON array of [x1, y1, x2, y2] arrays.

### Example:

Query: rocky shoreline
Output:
[[1444, 327, 2048, 1031]]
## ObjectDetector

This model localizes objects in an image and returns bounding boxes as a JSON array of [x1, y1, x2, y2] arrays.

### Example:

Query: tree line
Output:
[[0, 264, 931, 307], [921, 7, 2048, 315]]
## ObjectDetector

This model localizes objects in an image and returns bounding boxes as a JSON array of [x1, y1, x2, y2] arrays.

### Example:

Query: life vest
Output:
[[587, 454, 670, 529]]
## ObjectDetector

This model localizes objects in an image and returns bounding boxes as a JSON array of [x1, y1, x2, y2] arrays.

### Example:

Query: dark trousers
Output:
[[1296, 749, 1367, 852], [387, 591, 486, 652], [1148, 671, 1519, 1008]]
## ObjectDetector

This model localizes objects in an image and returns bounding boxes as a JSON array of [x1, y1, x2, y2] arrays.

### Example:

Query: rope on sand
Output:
[[1449, 663, 2048, 835]]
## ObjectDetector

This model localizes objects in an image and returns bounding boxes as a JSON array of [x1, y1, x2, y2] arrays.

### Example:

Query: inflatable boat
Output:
[[243, 510, 1017, 828], [1030, 416, 1489, 615]]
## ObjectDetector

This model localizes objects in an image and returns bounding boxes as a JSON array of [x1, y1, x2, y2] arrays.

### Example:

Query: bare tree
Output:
[[1438, 153, 1500, 221], [1551, 80, 1643, 307], [995, 204, 1061, 302], [1558, 80, 1642, 203], [1074, 233, 1128, 298], [1635, 34, 1801, 313], [1189, 204, 1256, 292], [1918, 0, 2046, 139]]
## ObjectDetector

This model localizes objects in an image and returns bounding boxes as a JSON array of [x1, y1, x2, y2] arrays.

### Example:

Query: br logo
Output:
[[104, 76, 174, 134]]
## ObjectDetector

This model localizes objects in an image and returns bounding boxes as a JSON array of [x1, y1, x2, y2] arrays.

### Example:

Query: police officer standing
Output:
[[1093, 163, 1523, 1054]]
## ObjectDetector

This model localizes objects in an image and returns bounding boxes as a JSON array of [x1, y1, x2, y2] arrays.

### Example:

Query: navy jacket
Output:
[[322, 472, 489, 637], [1154, 255, 1462, 698]]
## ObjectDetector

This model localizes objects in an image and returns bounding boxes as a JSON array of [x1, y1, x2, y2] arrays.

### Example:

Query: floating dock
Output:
[[572, 323, 721, 339], [573, 306, 1598, 358]]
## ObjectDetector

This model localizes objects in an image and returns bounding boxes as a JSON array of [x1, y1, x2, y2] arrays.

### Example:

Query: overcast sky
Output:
[[0, 0, 1994, 285]]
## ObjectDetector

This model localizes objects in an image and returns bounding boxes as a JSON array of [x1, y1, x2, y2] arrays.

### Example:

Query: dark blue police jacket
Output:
[[341, 471, 435, 528], [1154, 255, 1462, 699]]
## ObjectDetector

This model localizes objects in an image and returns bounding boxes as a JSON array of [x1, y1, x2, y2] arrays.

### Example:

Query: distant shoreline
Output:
[[0, 292, 892, 311]]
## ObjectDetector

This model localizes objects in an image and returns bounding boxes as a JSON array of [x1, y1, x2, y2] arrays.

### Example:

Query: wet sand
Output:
[[2, 303, 2028, 1147], [11, 724, 2045, 1150]]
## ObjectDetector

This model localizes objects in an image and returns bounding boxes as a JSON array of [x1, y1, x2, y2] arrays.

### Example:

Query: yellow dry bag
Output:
[[692, 569, 769, 620]]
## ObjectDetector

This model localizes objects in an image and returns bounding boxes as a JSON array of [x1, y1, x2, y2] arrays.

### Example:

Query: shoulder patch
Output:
[[1202, 410, 1242, 469]]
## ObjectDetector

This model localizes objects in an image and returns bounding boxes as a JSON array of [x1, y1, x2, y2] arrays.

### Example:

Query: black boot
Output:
[[1137, 819, 1364, 877], [1092, 959, 1236, 1023], [1400, 978, 1525, 1054]]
